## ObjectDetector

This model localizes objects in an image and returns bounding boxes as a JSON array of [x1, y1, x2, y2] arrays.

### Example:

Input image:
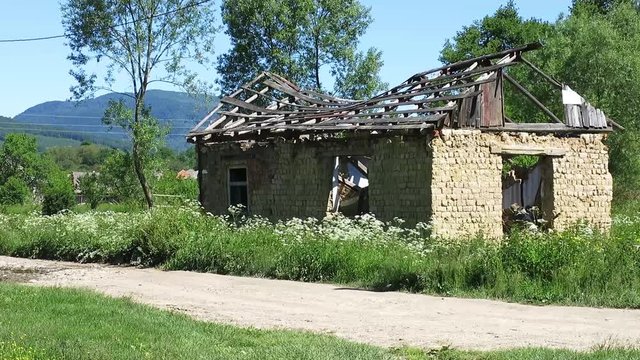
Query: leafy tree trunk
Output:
[[61, 0, 217, 210], [314, 37, 321, 90], [133, 90, 153, 209], [132, 139, 153, 208]]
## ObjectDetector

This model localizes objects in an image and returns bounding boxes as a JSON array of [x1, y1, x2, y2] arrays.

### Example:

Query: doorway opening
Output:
[[328, 156, 370, 217], [501, 155, 554, 232]]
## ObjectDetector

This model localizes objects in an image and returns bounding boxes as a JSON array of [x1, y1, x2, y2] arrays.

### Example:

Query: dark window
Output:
[[228, 167, 248, 208]]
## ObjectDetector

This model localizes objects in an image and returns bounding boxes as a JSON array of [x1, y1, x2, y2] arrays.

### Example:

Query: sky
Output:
[[0, 0, 572, 118]]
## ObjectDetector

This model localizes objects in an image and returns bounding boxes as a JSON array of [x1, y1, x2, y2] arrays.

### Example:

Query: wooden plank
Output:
[[564, 104, 582, 127], [239, 105, 456, 126], [580, 104, 590, 128], [262, 79, 333, 106], [480, 73, 503, 127], [483, 123, 613, 133], [457, 88, 480, 128], [588, 104, 597, 128], [410, 42, 540, 79], [265, 123, 436, 131], [490, 145, 566, 156], [216, 115, 445, 133], [361, 77, 494, 105], [391, 62, 520, 94]]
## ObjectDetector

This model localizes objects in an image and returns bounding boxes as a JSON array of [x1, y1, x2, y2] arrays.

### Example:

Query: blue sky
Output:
[[0, 0, 571, 117]]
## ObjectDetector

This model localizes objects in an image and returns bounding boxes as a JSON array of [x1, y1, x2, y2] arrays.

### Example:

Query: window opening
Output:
[[329, 156, 369, 217], [228, 167, 248, 209]]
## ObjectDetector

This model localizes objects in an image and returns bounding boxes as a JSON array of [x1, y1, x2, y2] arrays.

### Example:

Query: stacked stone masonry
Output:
[[198, 136, 433, 226], [430, 130, 612, 238], [198, 130, 612, 239]]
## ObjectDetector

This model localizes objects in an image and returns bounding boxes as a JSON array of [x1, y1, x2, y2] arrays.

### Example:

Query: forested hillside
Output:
[[8, 90, 217, 150]]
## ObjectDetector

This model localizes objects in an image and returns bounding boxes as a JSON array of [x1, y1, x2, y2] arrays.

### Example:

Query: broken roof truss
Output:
[[189, 43, 619, 144]]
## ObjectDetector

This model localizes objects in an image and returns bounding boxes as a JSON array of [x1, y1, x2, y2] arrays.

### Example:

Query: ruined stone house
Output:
[[188, 43, 618, 238]]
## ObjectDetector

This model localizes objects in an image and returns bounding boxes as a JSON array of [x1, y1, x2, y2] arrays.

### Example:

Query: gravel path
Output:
[[2, 255, 640, 351]]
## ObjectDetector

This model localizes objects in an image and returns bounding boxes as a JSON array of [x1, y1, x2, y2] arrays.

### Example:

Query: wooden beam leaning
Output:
[[503, 73, 564, 124], [520, 56, 562, 90]]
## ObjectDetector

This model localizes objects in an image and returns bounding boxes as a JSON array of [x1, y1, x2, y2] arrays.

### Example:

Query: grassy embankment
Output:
[[1, 283, 640, 360], [1, 203, 639, 308]]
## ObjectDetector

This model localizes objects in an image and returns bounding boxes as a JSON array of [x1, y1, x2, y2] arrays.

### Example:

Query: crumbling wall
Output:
[[368, 137, 432, 226], [431, 130, 504, 238], [198, 136, 433, 224], [430, 130, 612, 238]]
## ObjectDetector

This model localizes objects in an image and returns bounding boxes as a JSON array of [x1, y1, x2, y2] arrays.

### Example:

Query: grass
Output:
[[0, 283, 387, 360], [0, 204, 639, 308], [1, 283, 640, 360]]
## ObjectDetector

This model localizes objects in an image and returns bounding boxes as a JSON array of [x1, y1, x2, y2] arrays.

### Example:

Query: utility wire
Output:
[[0, 127, 189, 136], [0, 35, 65, 43], [13, 113, 204, 122], [0, 0, 213, 43], [1, 122, 197, 129]]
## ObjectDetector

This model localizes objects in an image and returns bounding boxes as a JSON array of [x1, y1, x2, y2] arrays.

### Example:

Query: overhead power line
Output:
[[0, 0, 212, 44], [0, 127, 189, 136], [14, 113, 203, 122], [3, 121, 197, 129], [0, 35, 65, 43]]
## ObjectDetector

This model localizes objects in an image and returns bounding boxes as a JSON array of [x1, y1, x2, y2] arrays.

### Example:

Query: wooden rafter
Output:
[[188, 42, 615, 144]]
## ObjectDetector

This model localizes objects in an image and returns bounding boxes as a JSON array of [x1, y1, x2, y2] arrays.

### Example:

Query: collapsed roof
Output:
[[188, 43, 619, 144]]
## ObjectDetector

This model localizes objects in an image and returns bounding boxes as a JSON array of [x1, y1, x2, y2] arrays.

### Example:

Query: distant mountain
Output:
[[0, 116, 84, 151], [11, 90, 218, 150]]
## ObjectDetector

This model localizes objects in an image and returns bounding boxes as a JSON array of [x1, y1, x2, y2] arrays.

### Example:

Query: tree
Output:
[[440, 0, 640, 199], [0, 177, 30, 206], [543, 1, 640, 198], [217, 0, 387, 99], [440, 1, 553, 64], [571, 0, 639, 14], [61, 0, 217, 208], [439, 2, 558, 124], [0, 134, 54, 190], [42, 171, 76, 215]]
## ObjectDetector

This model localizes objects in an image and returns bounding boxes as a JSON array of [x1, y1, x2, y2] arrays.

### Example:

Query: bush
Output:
[[0, 176, 30, 205], [78, 172, 105, 209], [1, 205, 640, 308], [41, 174, 75, 216], [152, 171, 198, 201]]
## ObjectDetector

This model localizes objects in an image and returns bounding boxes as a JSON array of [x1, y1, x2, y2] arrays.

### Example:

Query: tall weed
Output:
[[1, 204, 640, 308]]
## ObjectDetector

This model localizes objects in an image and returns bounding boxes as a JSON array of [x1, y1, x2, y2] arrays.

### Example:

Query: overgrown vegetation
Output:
[[3, 283, 640, 360], [0, 283, 388, 360], [441, 0, 640, 202], [2, 205, 639, 309]]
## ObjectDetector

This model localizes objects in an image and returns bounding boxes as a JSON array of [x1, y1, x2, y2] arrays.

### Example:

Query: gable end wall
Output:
[[430, 130, 612, 238]]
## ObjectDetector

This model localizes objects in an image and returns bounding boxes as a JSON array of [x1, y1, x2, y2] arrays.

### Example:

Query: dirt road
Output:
[[2, 255, 640, 351]]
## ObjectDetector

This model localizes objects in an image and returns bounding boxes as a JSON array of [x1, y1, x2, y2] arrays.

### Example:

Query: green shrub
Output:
[[0, 176, 29, 205], [41, 174, 75, 216], [2, 206, 640, 308], [78, 172, 105, 209], [152, 172, 198, 201]]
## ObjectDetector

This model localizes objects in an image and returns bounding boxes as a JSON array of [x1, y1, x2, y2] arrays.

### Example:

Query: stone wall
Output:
[[368, 137, 432, 225], [431, 130, 504, 238], [198, 136, 433, 225], [430, 130, 612, 238]]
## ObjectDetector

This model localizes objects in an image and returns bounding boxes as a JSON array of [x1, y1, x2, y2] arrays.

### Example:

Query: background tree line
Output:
[[440, 0, 640, 201], [37, 0, 640, 209]]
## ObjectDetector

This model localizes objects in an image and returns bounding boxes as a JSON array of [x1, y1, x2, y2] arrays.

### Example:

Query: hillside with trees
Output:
[[11, 90, 217, 150]]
